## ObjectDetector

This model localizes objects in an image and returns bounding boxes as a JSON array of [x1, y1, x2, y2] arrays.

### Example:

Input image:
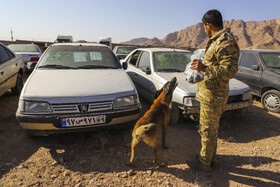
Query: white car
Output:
[[7, 44, 42, 71], [0, 42, 24, 96], [16, 43, 140, 136], [123, 48, 253, 124]]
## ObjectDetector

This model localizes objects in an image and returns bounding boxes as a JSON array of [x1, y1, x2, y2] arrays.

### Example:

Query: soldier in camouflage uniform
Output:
[[186, 9, 240, 172]]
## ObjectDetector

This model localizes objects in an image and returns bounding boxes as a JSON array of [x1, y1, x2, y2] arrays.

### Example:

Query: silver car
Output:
[[123, 48, 253, 124], [16, 43, 140, 136], [7, 44, 42, 71], [112, 46, 137, 60], [0, 43, 24, 96]]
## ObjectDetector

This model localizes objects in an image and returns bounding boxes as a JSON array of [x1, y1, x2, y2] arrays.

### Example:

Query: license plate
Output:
[[61, 115, 106, 127]]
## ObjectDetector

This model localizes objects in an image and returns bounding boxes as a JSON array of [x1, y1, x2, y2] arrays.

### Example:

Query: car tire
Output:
[[261, 89, 280, 113], [11, 73, 23, 95], [169, 103, 180, 125]]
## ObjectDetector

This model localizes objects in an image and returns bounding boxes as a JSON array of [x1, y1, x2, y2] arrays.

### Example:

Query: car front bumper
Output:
[[16, 107, 140, 135], [181, 99, 254, 115]]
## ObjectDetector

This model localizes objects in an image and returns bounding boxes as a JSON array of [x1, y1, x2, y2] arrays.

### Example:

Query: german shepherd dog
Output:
[[129, 77, 178, 166]]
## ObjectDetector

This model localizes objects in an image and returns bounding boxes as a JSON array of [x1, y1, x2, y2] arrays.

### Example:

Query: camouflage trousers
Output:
[[198, 102, 225, 166]]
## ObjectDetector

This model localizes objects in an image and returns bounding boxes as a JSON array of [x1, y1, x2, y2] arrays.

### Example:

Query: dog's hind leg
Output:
[[129, 137, 140, 165], [161, 123, 168, 149], [153, 144, 160, 166]]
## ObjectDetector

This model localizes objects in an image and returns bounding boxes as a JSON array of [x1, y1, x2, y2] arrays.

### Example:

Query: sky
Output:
[[1, 0, 279, 43]]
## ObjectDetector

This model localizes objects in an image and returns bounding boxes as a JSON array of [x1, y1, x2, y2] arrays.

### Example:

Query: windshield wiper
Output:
[[157, 68, 183, 72], [38, 64, 76, 69], [76, 65, 118, 69]]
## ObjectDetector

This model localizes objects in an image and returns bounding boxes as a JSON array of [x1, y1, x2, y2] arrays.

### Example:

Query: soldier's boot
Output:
[[195, 154, 217, 167], [211, 152, 217, 166], [186, 158, 211, 172]]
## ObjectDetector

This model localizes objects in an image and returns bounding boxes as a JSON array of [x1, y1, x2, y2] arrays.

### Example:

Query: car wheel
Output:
[[261, 89, 280, 113], [11, 73, 23, 95], [169, 103, 180, 125]]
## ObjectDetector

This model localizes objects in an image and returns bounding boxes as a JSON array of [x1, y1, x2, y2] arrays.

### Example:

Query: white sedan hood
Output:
[[22, 69, 136, 103], [157, 72, 251, 96]]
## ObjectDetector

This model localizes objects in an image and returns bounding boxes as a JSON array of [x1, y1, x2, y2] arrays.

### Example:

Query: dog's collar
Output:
[[160, 101, 170, 107]]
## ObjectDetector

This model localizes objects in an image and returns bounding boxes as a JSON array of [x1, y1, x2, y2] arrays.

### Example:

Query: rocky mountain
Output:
[[121, 37, 150, 45], [142, 37, 163, 46], [130, 19, 280, 49]]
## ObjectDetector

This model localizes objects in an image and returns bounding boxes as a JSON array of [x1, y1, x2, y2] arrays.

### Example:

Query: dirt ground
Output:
[[0, 76, 279, 186]]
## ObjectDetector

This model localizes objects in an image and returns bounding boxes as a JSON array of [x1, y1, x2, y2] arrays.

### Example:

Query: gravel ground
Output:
[[0, 80, 279, 186]]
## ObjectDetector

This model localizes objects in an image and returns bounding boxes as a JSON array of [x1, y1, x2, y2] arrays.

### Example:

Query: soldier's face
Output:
[[203, 23, 212, 38]]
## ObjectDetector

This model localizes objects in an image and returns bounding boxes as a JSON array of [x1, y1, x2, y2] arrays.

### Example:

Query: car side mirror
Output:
[[122, 62, 127, 70], [252, 65, 259, 71], [141, 66, 151, 75]]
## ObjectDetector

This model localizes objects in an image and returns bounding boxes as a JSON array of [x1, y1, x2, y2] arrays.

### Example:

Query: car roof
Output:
[[116, 46, 137, 48], [241, 49, 280, 53], [52, 43, 109, 48], [8, 43, 39, 46], [137, 47, 191, 53]]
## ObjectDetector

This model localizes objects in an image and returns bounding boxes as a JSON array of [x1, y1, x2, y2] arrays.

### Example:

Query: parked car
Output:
[[55, 35, 73, 43], [0, 43, 24, 96], [235, 49, 280, 113], [16, 43, 141, 136], [99, 37, 112, 49], [113, 46, 137, 60], [122, 48, 253, 124], [7, 44, 42, 71]]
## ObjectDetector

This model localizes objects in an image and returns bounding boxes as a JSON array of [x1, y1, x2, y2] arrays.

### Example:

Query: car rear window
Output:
[[117, 47, 137, 55], [260, 53, 280, 69], [153, 52, 192, 72], [8, 44, 39, 52], [38, 45, 121, 69]]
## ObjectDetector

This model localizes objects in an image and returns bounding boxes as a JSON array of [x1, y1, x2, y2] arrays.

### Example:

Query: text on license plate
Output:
[[61, 115, 106, 127]]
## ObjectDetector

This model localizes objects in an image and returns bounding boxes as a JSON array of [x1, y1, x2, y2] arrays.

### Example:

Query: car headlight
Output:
[[184, 96, 200, 107], [242, 90, 252, 101], [113, 95, 139, 109], [23, 100, 52, 113]]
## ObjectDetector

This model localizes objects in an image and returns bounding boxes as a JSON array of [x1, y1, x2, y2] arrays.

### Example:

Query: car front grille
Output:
[[88, 101, 113, 112], [227, 95, 243, 104], [51, 101, 113, 114]]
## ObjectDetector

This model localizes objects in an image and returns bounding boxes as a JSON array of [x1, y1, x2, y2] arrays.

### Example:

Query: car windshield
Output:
[[261, 53, 280, 69], [153, 51, 192, 72], [117, 46, 137, 55], [38, 45, 121, 69], [8, 44, 39, 52]]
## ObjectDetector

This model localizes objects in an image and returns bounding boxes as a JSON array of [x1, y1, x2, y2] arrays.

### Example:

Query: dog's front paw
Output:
[[154, 161, 166, 168], [126, 162, 133, 167], [162, 145, 168, 150]]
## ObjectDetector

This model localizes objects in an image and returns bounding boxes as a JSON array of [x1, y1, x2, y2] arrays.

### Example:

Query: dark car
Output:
[[235, 49, 280, 113]]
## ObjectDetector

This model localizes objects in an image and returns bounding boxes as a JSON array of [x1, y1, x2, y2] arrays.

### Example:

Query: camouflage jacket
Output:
[[196, 28, 240, 105]]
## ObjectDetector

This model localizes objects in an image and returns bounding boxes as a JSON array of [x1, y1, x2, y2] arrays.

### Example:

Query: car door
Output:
[[134, 51, 156, 102], [235, 51, 263, 96], [0, 44, 16, 95], [126, 50, 142, 92]]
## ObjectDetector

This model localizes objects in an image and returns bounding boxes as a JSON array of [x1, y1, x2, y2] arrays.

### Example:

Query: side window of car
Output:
[[5, 48, 15, 59], [128, 50, 141, 66], [0, 45, 10, 64], [239, 53, 258, 68], [137, 51, 150, 68]]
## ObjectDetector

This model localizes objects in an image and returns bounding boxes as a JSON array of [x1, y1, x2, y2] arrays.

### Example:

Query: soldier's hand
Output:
[[190, 59, 207, 72]]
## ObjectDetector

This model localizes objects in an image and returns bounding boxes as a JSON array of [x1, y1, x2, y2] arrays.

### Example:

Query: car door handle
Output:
[[0, 71, 4, 76], [134, 73, 138, 78], [15, 63, 18, 66]]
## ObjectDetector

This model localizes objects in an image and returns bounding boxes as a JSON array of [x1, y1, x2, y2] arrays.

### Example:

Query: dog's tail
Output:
[[135, 123, 157, 139]]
